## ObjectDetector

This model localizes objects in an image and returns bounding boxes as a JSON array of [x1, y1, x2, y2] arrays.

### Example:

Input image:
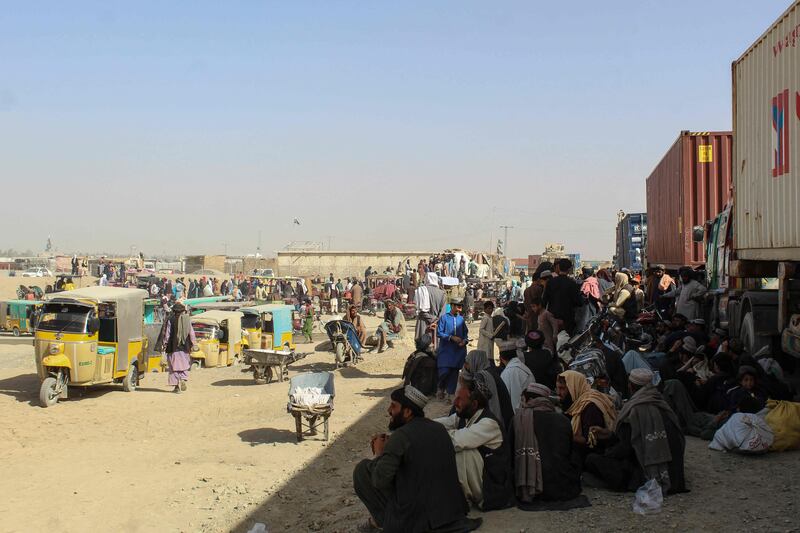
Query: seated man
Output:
[[376, 299, 405, 353], [511, 383, 582, 502], [522, 330, 559, 389], [343, 305, 368, 345], [402, 334, 438, 396], [556, 370, 617, 463], [499, 343, 533, 412], [585, 368, 687, 494], [353, 386, 479, 533], [434, 376, 514, 511]]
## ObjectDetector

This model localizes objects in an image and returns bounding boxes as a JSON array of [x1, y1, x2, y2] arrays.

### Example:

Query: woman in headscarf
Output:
[[159, 302, 196, 393], [461, 349, 514, 431], [556, 370, 617, 462]]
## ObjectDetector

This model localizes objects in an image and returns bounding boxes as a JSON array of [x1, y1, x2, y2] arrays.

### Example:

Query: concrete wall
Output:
[[184, 255, 226, 273], [276, 251, 434, 279]]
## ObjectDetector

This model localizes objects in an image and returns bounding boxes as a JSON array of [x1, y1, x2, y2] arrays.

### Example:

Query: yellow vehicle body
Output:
[[241, 304, 296, 352], [190, 310, 244, 368], [34, 287, 150, 407]]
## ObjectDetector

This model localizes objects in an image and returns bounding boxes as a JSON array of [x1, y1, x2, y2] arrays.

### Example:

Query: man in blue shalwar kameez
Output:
[[437, 298, 469, 399]]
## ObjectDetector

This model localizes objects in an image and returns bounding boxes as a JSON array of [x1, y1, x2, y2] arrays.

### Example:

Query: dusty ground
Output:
[[0, 316, 798, 533]]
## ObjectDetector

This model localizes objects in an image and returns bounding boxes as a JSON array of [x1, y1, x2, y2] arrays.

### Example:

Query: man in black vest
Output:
[[434, 375, 514, 511], [353, 386, 481, 533]]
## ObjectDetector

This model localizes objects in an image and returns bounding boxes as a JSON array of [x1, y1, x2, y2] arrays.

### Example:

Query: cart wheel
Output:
[[277, 364, 285, 383], [264, 366, 274, 383], [252, 369, 261, 382], [324, 417, 330, 441], [295, 414, 303, 442]]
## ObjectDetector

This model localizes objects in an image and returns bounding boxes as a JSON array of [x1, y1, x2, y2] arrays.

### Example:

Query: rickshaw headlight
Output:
[[49, 343, 63, 355]]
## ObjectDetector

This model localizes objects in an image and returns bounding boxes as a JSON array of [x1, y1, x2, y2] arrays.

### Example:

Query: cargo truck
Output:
[[698, 1, 800, 358]]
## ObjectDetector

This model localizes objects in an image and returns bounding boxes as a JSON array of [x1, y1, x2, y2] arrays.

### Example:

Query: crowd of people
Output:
[[352, 258, 798, 533]]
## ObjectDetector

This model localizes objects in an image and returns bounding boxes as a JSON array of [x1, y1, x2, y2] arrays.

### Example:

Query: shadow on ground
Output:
[[231, 383, 398, 532], [238, 428, 299, 446]]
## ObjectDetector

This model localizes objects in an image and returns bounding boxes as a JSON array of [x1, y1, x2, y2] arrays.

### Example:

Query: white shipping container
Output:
[[733, 0, 800, 261]]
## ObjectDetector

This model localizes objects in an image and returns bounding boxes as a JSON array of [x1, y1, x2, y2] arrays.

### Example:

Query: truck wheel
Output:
[[39, 377, 59, 407], [123, 364, 138, 392], [741, 312, 770, 356]]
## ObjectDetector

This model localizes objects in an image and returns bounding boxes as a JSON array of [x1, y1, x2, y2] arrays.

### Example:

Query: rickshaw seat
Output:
[[97, 346, 116, 355]]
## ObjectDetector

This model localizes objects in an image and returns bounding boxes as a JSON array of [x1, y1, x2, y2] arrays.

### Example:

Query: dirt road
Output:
[[1, 324, 798, 533]]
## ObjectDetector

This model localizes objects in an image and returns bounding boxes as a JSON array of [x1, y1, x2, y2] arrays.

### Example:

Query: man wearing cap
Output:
[[585, 368, 686, 494], [414, 272, 447, 343], [436, 297, 469, 398], [353, 386, 480, 532], [510, 383, 582, 502], [498, 342, 534, 412], [434, 376, 513, 511]]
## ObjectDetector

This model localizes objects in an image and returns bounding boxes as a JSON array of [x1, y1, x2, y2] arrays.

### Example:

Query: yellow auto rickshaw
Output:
[[34, 286, 152, 407], [240, 304, 296, 351], [0, 299, 41, 336], [189, 310, 244, 369]]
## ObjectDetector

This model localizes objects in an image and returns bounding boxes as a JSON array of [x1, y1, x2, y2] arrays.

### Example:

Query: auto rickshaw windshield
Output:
[[241, 314, 261, 329], [37, 302, 93, 333], [193, 323, 218, 340]]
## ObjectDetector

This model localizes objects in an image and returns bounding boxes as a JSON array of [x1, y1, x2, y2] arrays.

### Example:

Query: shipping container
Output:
[[733, 1, 800, 261], [615, 213, 646, 271], [645, 131, 733, 270]]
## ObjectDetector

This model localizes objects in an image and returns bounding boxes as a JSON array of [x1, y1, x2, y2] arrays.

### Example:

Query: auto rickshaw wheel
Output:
[[191, 360, 201, 371], [39, 377, 59, 408], [12, 327, 20, 337], [123, 364, 138, 392]]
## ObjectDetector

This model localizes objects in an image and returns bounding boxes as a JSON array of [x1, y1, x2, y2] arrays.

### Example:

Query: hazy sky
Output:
[[1, 1, 790, 258]]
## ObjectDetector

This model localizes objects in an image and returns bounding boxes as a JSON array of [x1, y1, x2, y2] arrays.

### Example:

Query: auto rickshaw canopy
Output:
[[44, 286, 148, 373], [192, 310, 244, 348]]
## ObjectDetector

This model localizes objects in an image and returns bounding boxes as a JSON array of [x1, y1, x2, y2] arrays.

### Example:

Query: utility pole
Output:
[[325, 235, 334, 251], [222, 242, 229, 255], [499, 225, 514, 256], [257, 231, 262, 257]]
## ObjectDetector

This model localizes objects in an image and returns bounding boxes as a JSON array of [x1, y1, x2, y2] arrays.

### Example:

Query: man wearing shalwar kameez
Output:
[[436, 298, 468, 398], [434, 375, 513, 511], [160, 302, 196, 393]]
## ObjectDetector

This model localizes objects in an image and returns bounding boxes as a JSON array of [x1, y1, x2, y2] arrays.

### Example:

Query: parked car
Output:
[[21, 268, 52, 277]]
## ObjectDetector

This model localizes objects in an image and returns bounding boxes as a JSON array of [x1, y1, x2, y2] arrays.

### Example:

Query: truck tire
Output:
[[741, 312, 771, 356]]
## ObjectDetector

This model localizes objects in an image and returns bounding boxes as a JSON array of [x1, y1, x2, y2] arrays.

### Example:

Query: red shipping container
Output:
[[645, 131, 733, 270]]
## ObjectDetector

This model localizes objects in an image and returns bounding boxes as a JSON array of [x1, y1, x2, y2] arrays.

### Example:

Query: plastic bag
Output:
[[764, 400, 800, 451], [247, 523, 268, 533], [708, 413, 773, 453], [632, 479, 663, 515]]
